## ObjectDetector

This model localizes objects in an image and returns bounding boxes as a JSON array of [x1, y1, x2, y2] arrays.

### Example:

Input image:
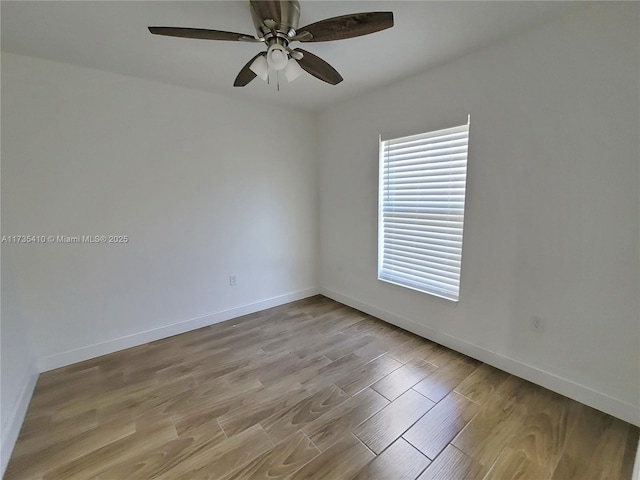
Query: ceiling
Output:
[[1, 1, 582, 111]]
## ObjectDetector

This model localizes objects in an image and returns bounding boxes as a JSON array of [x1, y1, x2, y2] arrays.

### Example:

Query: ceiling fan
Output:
[[148, 0, 393, 87]]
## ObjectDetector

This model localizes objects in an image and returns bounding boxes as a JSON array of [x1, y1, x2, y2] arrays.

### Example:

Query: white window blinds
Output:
[[378, 121, 470, 302]]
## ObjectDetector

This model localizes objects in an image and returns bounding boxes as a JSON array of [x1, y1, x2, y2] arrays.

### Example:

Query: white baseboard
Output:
[[1, 364, 38, 477], [37, 288, 319, 372], [320, 288, 640, 427]]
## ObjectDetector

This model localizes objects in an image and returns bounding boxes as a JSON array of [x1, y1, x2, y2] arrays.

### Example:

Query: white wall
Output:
[[1, 256, 38, 473], [1, 52, 318, 371], [318, 3, 639, 424]]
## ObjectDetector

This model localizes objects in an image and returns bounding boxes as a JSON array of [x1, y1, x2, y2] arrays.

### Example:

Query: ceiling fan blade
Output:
[[295, 49, 343, 85], [296, 12, 393, 42], [234, 52, 266, 87], [148, 27, 259, 42]]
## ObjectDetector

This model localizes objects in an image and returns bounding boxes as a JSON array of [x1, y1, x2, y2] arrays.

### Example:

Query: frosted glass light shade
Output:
[[267, 44, 288, 71], [249, 55, 268, 81], [284, 58, 303, 82]]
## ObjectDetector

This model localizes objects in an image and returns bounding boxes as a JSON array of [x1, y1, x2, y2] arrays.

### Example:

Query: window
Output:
[[378, 119, 470, 302]]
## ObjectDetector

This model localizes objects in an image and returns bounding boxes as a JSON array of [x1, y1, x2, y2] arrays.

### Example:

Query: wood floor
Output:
[[5, 296, 638, 480]]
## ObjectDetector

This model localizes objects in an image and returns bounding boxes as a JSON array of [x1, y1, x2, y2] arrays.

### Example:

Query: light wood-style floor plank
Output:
[[218, 383, 309, 438], [6, 416, 135, 479], [413, 355, 480, 403], [403, 391, 479, 460], [334, 354, 402, 397], [221, 431, 320, 480], [155, 423, 272, 480], [550, 403, 639, 480], [486, 386, 579, 479], [353, 389, 435, 454], [261, 384, 349, 444], [352, 438, 431, 480], [302, 387, 389, 451], [286, 434, 374, 480], [454, 363, 510, 406], [371, 357, 438, 401], [417, 445, 487, 480], [451, 375, 536, 468], [5, 296, 636, 480], [97, 415, 228, 479], [42, 417, 177, 480]]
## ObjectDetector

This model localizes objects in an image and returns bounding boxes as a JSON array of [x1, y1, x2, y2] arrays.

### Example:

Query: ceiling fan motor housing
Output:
[[250, 0, 300, 44]]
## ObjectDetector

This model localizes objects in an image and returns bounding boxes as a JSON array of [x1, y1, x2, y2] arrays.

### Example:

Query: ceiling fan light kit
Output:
[[283, 58, 304, 83], [249, 54, 269, 81], [148, 0, 393, 88], [266, 43, 289, 70]]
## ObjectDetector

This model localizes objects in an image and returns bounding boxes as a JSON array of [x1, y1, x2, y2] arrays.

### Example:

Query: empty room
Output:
[[1, 1, 638, 479]]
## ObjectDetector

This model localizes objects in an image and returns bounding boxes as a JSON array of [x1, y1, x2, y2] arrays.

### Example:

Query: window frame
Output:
[[377, 118, 470, 302]]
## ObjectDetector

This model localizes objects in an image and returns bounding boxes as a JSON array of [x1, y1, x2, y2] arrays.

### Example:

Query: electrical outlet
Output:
[[229, 275, 237, 286], [530, 316, 544, 332]]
